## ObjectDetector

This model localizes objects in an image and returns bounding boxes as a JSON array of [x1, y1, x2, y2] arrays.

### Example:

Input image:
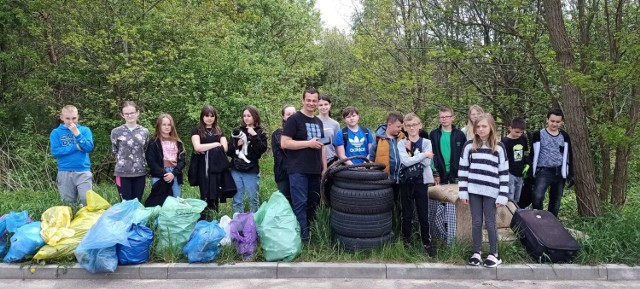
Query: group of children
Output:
[[297, 101, 571, 268], [50, 97, 573, 268], [50, 103, 268, 215]]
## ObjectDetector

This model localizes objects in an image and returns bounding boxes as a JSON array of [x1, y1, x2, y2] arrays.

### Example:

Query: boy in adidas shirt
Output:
[[334, 106, 374, 165]]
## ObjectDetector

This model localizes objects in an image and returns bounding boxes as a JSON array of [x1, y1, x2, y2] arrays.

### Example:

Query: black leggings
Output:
[[116, 175, 146, 201], [401, 183, 431, 246]]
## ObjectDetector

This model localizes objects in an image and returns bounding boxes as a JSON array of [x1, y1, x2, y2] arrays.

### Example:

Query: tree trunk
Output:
[[599, 139, 611, 203], [541, 0, 601, 217], [611, 85, 640, 207]]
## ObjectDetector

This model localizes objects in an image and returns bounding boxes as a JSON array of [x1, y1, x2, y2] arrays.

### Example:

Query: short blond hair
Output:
[[61, 105, 78, 115], [404, 113, 422, 124]]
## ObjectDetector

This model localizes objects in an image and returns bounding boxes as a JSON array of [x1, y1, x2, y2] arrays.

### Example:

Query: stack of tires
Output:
[[327, 161, 395, 251]]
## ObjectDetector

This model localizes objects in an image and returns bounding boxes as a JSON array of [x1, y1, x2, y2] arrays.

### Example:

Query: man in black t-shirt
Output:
[[281, 88, 327, 241], [501, 117, 529, 202]]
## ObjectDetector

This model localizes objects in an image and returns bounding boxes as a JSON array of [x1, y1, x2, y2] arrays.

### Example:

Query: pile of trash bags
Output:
[[0, 190, 302, 272]]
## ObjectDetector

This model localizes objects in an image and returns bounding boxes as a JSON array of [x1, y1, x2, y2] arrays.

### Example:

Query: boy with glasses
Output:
[[428, 107, 467, 245]]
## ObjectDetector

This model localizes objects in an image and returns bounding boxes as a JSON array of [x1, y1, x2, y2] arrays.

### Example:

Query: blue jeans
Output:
[[532, 167, 565, 217], [231, 170, 260, 213], [289, 173, 321, 241], [151, 167, 181, 198], [277, 180, 292, 206], [508, 173, 524, 202]]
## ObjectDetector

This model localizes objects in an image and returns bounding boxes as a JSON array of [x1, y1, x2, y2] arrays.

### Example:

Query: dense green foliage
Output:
[[1, 0, 322, 187], [0, 1, 638, 213]]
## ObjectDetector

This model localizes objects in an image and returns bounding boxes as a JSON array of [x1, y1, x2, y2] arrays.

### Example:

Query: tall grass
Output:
[[0, 132, 57, 192], [562, 185, 640, 265], [1, 155, 639, 265]]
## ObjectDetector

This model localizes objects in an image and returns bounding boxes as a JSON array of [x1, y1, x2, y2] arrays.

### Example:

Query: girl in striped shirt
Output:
[[458, 113, 509, 268]]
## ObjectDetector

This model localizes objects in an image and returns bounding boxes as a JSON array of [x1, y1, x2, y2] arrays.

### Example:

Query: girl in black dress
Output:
[[191, 105, 235, 211]]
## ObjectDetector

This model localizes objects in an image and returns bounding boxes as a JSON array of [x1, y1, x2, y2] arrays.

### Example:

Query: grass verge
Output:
[[1, 158, 639, 265]]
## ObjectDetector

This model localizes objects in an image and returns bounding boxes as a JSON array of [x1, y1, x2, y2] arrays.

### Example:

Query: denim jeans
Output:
[[289, 173, 321, 241], [277, 180, 292, 206], [508, 173, 524, 202], [151, 167, 181, 198], [231, 170, 260, 213], [532, 167, 565, 217]]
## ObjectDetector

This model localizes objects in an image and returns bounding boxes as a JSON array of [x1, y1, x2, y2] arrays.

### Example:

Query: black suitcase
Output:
[[510, 208, 580, 263]]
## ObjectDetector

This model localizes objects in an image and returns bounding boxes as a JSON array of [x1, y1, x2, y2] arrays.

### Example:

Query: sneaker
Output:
[[468, 252, 482, 266], [483, 254, 502, 268], [424, 245, 437, 257]]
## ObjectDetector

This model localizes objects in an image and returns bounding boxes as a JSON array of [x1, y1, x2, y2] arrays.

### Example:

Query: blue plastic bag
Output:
[[75, 200, 139, 273], [183, 220, 225, 263], [0, 214, 7, 234], [0, 234, 8, 259], [77, 246, 118, 273], [116, 224, 153, 265], [0, 214, 7, 258], [229, 213, 258, 260], [3, 221, 45, 263], [5, 211, 30, 233]]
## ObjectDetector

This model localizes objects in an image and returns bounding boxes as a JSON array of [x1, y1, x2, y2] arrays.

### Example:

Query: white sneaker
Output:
[[483, 254, 502, 268], [468, 252, 482, 266]]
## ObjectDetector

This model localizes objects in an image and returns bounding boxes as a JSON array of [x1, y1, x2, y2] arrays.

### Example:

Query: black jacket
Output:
[[144, 179, 172, 207], [202, 146, 236, 201], [530, 129, 573, 181], [429, 126, 467, 182], [227, 126, 268, 173], [146, 138, 186, 185], [271, 128, 288, 183]]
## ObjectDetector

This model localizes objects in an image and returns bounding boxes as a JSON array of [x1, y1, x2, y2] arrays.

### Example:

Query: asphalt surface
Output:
[[1, 262, 638, 281], [2, 279, 640, 289]]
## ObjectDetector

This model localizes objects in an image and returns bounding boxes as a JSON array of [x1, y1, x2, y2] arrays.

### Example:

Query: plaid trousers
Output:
[[428, 199, 456, 245]]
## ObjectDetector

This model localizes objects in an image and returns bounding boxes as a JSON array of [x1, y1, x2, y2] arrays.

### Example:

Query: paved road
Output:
[[2, 279, 639, 289]]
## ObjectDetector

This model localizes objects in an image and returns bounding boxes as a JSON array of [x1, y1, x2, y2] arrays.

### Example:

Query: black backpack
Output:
[[398, 138, 425, 184], [341, 127, 371, 154]]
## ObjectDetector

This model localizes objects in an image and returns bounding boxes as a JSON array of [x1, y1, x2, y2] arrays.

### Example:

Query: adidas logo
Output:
[[349, 136, 366, 148]]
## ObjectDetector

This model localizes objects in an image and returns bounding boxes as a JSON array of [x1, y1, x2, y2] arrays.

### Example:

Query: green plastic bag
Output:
[[156, 197, 207, 251], [254, 191, 301, 262]]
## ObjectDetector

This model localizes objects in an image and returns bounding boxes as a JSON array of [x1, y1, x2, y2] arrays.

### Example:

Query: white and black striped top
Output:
[[458, 140, 509, 205]]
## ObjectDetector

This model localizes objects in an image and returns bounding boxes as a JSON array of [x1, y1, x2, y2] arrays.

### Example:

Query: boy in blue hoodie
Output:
[[50, 105, 94, 205]]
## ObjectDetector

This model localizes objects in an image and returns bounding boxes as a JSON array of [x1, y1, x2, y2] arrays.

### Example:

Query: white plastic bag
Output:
[[219, 215, 232, 246]]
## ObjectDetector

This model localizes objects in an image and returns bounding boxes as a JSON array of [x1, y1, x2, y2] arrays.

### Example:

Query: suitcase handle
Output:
[[506, 200, 521, 215]]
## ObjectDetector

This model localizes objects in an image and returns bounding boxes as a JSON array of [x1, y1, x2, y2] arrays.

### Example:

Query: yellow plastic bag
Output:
[[40, 206, 74, 246], [34, 190, 111, 260]]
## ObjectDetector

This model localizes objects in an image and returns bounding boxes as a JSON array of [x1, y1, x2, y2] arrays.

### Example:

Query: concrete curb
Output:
[[1, 263, 638, 280], [278, 262, 386, 279], [386, 263, 495, 280]]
